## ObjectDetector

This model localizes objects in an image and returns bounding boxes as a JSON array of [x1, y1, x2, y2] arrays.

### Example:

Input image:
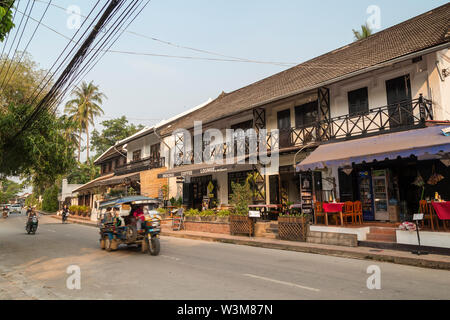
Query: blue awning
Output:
[[297, 125, 450, 171], [99, 196, 160, 209]]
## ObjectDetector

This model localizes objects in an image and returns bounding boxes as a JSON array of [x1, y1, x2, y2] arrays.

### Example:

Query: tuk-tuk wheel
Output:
[[100, 238, 105, 250], [105, 238, 112, 252], [146, 236, 160, 256]]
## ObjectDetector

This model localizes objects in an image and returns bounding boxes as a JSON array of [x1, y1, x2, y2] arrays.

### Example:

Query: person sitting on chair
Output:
[[113, 207, 123, 227], [133, 205, 145, 230]]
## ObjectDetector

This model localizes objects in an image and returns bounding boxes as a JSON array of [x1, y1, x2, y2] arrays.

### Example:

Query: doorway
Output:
[[386, 75, 413, 128], [277, 109, 291, 148]]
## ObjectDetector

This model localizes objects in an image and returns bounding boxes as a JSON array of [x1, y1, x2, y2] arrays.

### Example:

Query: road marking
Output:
[[243, 274, 320, 292], [42, 229, 56, 233], [161, 255, 181, 261]]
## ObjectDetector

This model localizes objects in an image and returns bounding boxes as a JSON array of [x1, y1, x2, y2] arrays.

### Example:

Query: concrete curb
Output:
[[49, 215, 97, 228], [48, 215, 450, 270], [161, 231, 450, 271]]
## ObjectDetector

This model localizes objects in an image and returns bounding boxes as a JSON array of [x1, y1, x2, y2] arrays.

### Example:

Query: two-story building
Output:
[[156, 4, 450, 221]]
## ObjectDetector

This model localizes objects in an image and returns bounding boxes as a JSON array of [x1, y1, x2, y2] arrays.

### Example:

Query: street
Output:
[[0, 213, 449, 300]]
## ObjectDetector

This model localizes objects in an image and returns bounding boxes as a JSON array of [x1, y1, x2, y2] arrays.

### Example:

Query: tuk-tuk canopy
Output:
[[99, 196, 161, 209]]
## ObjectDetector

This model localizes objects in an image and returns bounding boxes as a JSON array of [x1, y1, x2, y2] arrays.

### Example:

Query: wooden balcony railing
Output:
[[115, 157, 165, 175], [282, 95, 432, 148], [174, 96, 432, 166]]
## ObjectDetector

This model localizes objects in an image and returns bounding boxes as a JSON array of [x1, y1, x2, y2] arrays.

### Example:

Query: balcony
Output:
[[174, 97, 433, 166], [281, 96, 433, 148], [115, 157, 165, 175]]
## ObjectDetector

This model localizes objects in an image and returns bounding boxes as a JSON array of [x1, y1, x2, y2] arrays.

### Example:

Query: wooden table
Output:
[[322, 202, 345, 226], [431, 201, 450, 220]]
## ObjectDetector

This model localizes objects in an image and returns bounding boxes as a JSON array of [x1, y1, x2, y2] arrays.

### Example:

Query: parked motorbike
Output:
[[2, 209, 8, 219], [26, 216, 38, 234]]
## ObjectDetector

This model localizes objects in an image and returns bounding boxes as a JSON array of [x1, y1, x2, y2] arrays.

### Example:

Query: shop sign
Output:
[[249, 211, 261, 218]]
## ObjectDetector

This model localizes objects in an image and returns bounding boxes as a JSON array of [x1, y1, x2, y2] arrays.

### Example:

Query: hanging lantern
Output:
[[427, 164, 444, 185], [342, 166, 353, 175], [412, 173, 425, 187]]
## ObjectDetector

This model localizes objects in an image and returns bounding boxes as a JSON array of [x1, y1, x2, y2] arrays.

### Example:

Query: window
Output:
[[295, 101, 318, 127], [348, 87, 369, 115], [150, 143, 160, 160], [132, 150, 141, 162]]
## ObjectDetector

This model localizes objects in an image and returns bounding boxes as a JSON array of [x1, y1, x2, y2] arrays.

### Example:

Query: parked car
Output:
[[9, 204, 22, 213]]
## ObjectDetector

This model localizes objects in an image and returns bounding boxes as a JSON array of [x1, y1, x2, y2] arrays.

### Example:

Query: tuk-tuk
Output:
[[97, 196, 162, 256]]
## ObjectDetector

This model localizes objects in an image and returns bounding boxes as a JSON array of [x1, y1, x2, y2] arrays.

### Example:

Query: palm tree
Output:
[[352, 23, 373, 41], [58, 115, 82, 158], [65, 81, 106, 162]]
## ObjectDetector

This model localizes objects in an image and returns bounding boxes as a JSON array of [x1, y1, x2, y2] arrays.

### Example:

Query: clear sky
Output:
[[10, 0, 447, 130]]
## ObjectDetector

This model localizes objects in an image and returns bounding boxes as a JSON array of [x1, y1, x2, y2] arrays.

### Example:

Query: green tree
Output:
[[91, 116, 144, 158], [41, 184, 59, 212], [67, 159, 100, 185], [353, 23, 373, 41], [230, 181, 252, 216], [0, 178, 22, 203], [0, 103, 77, 193], [65, 81, 106, 162], [0, 52, 50, 110], [0, 1, 15, 42]]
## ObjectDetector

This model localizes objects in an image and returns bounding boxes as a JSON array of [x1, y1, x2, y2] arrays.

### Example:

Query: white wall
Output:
[[427, 49, 450, 121]]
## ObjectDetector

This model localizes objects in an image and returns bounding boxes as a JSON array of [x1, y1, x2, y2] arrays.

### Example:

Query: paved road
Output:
[[0, 213, 449, 300]]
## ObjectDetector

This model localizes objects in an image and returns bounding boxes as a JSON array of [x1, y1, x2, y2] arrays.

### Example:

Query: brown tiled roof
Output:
[[160, 3, 450, 135]]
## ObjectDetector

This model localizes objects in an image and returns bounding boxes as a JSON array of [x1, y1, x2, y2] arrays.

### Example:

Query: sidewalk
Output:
[[49, 215, 450, 271]]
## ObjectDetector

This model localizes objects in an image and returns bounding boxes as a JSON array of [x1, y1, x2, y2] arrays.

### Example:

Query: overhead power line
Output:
[[16, 3, 360, 70], [0, 0, 52, 92], [34, 0, 297, 67], [12, 0, 131, 141]]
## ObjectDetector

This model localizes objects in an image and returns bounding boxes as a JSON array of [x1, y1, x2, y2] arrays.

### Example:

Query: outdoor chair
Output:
[[353, 201, 363, 225], [419, 200, 436, 231], [314, 202, 328, 225], [342, 201, 354, 225]]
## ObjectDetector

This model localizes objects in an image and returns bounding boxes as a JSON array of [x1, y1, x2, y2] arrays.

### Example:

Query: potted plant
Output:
[[229, 181, 254, 236]]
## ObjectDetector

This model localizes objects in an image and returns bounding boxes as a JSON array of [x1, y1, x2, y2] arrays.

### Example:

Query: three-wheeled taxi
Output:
[[97, 196, 162, 256]]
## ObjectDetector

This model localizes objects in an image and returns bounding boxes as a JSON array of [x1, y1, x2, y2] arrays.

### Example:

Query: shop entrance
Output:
[[183, 175, 215, 210]]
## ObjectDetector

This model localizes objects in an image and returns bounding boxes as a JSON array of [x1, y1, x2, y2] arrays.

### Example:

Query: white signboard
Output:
[[413, 213, 424, 221], [249, 211, 261, 218]]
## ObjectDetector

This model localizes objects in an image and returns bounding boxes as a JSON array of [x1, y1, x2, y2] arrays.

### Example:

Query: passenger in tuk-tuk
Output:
[[113, 207, 123, 227], [102, 207, 114, 224], [132, 205, 146, 230]]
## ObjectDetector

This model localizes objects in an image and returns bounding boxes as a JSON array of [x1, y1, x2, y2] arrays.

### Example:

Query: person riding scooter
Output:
[[2, 206, 8, 219], [26, 207, 39, 233], [62, 204, 69, 223]]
